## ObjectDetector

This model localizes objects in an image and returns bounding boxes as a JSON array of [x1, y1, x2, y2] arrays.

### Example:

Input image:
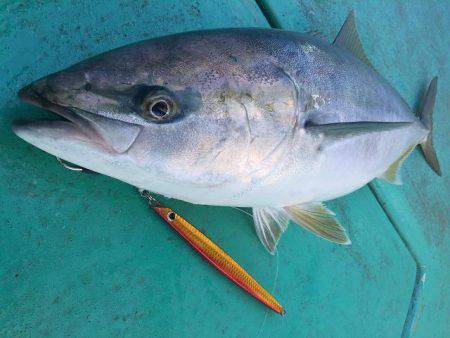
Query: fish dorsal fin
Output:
[[284, 203, 351, 244], [333, 10, 374, 69], [379, 145, 415, 185], [307, 121, 412, 143], [252, 207, 290, 254]]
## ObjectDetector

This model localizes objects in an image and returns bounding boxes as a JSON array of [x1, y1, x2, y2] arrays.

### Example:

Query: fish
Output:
[[13, 11, 441, 254]]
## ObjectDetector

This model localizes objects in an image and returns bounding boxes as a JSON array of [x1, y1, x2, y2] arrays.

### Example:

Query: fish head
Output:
[[15, 53, 205, 156], [12, 34, 272, 196], [14, 30, 302, 202]]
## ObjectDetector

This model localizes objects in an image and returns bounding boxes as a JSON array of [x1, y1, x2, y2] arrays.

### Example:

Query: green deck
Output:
[[0, 1, 448, 337]]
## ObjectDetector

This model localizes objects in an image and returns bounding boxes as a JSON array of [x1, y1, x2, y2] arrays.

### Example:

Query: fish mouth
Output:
[[16, 84, 104, 147], [14, 84, 142, 154]]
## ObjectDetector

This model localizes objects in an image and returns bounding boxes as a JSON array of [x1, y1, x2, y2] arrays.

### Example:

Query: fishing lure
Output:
[[54, 158, 285, 314], [140, 190, 285, 315]]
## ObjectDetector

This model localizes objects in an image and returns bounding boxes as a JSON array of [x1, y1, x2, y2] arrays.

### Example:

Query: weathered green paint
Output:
[[0, 1, 447, 337]]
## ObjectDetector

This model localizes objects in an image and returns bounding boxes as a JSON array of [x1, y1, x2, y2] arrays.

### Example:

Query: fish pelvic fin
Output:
[[284, 203, 351, 245], [252, 207, 290, 255], [333, 10, 374, 70], [253, 203, 351, 253], [419, 77, 441, 176], [379, 145, 415, 185]]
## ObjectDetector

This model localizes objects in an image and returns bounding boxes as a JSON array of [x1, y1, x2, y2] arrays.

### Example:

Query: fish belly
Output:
[[284, 121, 427, 204]]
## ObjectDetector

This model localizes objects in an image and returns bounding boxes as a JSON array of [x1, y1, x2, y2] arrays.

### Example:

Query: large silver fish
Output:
[[13, 12, 440, 253]]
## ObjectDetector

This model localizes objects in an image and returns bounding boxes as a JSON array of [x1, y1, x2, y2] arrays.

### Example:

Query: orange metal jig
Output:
[[140, 190, 285, 315]]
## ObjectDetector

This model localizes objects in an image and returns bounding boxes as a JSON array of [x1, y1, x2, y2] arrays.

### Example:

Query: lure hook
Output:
[[56, 157, 84, 171], [55, 157, 97, 174], [138, 189, 162, 207]]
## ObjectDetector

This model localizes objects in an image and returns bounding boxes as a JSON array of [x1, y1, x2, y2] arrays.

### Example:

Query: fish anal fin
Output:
[[333, 10, 374, 70], [252, 207, 289, 254], [284, 203, 351, 245], [379, 145, 415, 185]]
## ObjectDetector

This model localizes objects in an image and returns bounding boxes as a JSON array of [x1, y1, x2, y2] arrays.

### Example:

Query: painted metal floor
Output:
[[0, 1, 448, 337]]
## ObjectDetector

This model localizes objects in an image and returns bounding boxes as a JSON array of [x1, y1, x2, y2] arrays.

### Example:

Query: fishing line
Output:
[[232, 205, 285, 332], [231, 206, 253, 218], [231, 206, 281, 299], [257, 247, 281, 336]]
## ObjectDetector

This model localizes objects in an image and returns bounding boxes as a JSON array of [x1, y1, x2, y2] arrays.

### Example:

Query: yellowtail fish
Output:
[[14, 10, 441, 254]]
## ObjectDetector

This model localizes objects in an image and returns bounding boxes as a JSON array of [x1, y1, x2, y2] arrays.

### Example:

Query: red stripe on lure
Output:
[[140, 190, 285, 315]]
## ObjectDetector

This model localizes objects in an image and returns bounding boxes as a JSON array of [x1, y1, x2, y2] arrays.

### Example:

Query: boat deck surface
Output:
[[0, 1, 448, 337]]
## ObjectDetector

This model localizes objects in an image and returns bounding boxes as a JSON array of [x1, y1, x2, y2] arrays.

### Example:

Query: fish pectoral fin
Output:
[[252, 207, 290, 255], [284, 203, 351, 245], [378, 145, 415, 185], [307, 121, 412, 143], [333, 10, 374, 70]]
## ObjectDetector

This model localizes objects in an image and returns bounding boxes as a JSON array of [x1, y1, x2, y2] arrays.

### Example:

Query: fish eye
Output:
[[141, 90, 178, 122], [149, 99, 170, 117], [84, 83, 92, 91]]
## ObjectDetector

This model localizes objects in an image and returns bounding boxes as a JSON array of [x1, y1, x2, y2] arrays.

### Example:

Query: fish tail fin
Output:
[[419, 77, 441, 176]]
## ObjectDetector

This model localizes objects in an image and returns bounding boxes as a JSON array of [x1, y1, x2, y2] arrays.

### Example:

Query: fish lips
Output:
[[15, 84, 142, 154]]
